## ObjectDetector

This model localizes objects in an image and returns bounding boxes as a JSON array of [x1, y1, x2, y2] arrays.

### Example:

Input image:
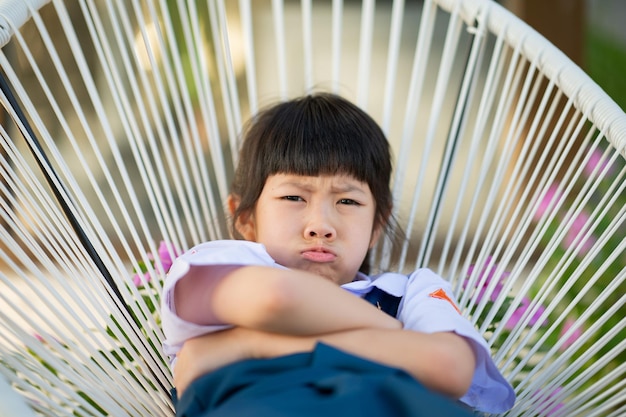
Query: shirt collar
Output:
[[341, 272, 407, 297]]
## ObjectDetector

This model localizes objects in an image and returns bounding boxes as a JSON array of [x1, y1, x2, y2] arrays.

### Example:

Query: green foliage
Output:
[[529, 142, 625, 407], [585, 27, 626, 111]]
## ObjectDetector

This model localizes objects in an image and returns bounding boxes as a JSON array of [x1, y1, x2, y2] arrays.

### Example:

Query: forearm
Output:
[[174, 326, 475, 398], [185, 265, 401, 334], [251, 328, 475, 398]]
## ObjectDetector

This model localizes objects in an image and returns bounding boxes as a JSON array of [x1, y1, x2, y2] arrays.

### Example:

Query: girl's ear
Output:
[[369, 207, 392, 249], [227, 194, 257, 241], [369, 223, 384, 249], [226, 194, 239, 217]]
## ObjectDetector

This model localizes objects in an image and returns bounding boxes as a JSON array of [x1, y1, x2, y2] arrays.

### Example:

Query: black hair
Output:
[[230, 93, 395, 273]]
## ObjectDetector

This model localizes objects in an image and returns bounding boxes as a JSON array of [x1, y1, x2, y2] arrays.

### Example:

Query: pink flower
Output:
[[131, 241, 180, 286], [156, 240, 178, 272], [534, 184, 562, 221], [132, 251, 155, 287], [563, 211, 596, 253], [505, 296, 548, 330], [534, 387, 565, 415], [584, 149, 612, 177], [32, 333, 63, 346], [132, 271, 151, 287], [465, 257, 508, 303], [559, 318, 583, 351]]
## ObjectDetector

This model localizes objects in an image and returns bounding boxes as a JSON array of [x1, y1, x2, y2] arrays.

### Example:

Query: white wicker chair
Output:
[[0, 0, 624, 415]]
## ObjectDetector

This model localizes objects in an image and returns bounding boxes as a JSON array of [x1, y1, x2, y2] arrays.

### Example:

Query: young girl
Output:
[[161, 93, 515, 416]]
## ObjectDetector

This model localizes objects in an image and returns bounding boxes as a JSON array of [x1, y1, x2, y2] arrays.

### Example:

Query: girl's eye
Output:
[[338, 198, 360, 206], [282, 195, 303, 202]]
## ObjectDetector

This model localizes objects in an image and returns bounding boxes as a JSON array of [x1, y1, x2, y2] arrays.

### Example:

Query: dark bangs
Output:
[[257, 94, 391, 186], [231, 93, 393, 238]]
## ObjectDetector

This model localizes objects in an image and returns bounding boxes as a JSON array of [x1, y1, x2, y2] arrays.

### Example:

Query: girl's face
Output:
[[235, 173, 382, 285]]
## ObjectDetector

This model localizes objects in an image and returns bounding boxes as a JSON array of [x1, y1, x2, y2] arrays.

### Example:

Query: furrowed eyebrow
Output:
[[278, 182, 367, 195], [330, 184, 368, 195], [271, 177, 369, 196], [274, 182, 314, 192]]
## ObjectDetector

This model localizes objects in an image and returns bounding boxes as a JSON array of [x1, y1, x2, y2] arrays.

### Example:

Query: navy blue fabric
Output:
[[174, 343, 473, 417], [363, 286, 403, 317]]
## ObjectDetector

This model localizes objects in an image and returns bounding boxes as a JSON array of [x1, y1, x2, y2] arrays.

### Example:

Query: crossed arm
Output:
[[172, 265, 476, 398]]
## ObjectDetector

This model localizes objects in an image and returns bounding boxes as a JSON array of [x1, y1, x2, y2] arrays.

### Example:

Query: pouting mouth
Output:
[[302, 246, 335, 254], [301, 247, 337, 262]]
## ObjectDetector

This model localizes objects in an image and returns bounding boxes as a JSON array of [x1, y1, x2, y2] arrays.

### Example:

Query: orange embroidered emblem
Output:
[[429, 288, 461, 314]]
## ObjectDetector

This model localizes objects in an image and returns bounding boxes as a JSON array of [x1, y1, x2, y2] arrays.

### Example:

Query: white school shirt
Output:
[[161, 240, 515, 413]]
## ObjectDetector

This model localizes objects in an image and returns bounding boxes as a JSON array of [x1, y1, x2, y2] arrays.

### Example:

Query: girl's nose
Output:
[[306, 228, 335, 239], [304, 212, 336, 240]]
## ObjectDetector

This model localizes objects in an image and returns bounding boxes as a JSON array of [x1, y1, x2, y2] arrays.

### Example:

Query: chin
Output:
[[303, 266, 341, 284]]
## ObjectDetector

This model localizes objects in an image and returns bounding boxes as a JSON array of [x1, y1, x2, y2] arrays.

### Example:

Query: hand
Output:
[[173, 328, 251, 396]]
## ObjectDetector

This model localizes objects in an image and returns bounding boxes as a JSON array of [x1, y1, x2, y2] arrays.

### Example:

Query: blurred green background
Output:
[[586, 0, 626, 112], [503, 0, 626, 112]]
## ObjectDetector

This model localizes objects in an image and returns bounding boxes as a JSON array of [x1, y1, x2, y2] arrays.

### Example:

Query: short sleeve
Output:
[[161, 240, 282, 362], [397, 269, 515, 414]]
